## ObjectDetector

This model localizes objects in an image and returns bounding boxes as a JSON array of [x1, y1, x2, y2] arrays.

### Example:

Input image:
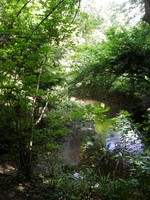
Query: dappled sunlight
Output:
[[0, 0, 150, 199], [0, 162, 17, 174], [70, 96, 100, 105]]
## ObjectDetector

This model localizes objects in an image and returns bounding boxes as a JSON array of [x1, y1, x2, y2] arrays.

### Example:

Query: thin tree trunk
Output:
[[143, 0, 150, 24], [18, 142, 32, 180], [15, 98, 32, 180]]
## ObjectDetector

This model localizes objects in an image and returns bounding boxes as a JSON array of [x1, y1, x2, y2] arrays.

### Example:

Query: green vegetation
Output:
[[0, 0, 80, 178], [69, 22, 150, 99], [0, 0, 150, 199]]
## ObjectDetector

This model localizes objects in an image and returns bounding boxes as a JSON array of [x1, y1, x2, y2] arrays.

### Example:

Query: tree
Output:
[[143, 0, 150, 24], [0, 0, 80, 179], [69, 23, 150, 100], [129, 0, 150, 24]]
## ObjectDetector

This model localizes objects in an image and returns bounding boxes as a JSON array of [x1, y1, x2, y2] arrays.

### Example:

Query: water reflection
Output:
[[96, 114, 143, 155]]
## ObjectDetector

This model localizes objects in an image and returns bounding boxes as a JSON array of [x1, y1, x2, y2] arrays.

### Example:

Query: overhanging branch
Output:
[[11, 0, 32, 27], [69, 0, 81, 25], [27, 0, 65, 40]]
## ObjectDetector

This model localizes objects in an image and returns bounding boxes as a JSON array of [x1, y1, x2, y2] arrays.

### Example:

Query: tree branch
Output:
[[11, 0, 32, 27], [69, 0, 81, 25], [31, 57, 47, 119], [35, 89, 50, 125], [27, 0, 65, 40]]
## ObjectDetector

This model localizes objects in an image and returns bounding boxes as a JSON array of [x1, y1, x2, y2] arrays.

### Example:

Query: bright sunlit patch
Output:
[[81, 0, 126, 7], [81, 0, 141, 26], [101, 103, 105, 108]]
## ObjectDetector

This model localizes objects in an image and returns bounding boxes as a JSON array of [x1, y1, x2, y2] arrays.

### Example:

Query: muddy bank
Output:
[[71, 97, 122, 118]]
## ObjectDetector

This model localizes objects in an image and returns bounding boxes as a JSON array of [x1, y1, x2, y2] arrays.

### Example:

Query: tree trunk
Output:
[[143, 0, 150, 24], [19, 142, 32, 180]]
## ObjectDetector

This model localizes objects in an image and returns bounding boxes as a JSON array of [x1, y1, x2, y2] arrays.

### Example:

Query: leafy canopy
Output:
[[69, 22, 150, 98]]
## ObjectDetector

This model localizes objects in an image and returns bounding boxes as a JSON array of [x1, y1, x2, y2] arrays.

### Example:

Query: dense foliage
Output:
[[0, 0, 150, 199], [69, 22, 150, 100], [0, 0, 80, 178]]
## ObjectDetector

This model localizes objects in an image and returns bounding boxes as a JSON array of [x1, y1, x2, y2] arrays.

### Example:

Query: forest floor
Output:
[[0, 119, 94, 200]]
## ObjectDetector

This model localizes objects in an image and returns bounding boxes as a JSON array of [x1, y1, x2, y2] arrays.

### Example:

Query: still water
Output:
[[95, 114, 143, 155], [62, 98, 143, 167]]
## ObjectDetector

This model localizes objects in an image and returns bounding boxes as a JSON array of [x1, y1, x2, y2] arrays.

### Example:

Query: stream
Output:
[[61, 97, 144, 167]]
